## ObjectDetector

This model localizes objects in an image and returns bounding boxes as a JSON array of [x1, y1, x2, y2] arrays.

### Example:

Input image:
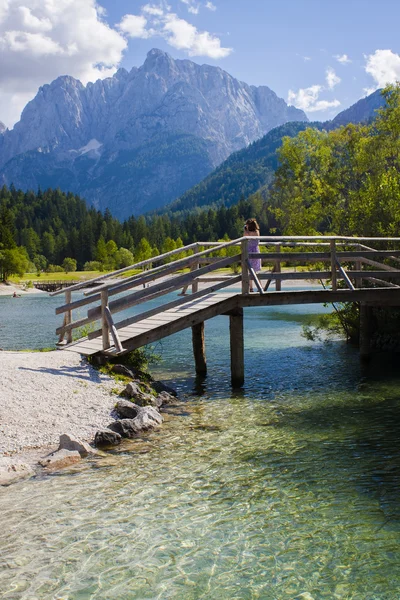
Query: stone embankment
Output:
[[0, 351, 177, 486]]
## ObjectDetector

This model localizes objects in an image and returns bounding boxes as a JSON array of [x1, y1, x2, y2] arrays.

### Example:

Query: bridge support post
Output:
[[229, 308, 244, 387], [359, 303, 372, 361], [192, 322, 207, 376]]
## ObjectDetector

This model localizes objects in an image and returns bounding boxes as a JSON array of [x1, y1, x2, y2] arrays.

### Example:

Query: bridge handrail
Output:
[[55, 235, 400, 350], [49, 241, 200, 296], [55, 248, 242, 344], [84, 237, 246, 297]]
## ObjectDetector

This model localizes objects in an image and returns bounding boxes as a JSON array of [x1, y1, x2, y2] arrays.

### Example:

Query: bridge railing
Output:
[[54, 235, 400, 351], [53, 238, 244, 347]]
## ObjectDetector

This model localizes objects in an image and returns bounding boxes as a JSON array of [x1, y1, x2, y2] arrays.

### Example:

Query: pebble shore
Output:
[[0, 351, 116, 456]]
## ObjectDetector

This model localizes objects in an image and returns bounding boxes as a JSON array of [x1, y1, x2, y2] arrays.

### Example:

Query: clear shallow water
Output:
[[1, 295, 400, 598]]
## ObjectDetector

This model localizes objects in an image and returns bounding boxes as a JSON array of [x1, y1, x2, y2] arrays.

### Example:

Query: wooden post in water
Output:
[[229, 308, 244, 387], [192, 322, 207, 375], [359, 302, 372, 361], [241, 238, 250, 295], [101, 289, 110, 350], [330, 239, 337, 291]]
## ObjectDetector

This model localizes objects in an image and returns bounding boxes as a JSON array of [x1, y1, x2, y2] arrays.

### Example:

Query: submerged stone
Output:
[[39, 449, 81, 470], [0, 457, 34, 486], [95, 429, 122, 447]]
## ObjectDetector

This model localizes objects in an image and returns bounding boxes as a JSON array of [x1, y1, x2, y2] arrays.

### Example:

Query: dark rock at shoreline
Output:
[[156, 391, 176, 406], [152, 381, 178, 397], [108, 419, 142, 438], [95, 429, 122, 447], [115, 400, 140, 419], [111, 364, 136, 379], [124, 381, 156, 406], [108, 406, 163, 439]]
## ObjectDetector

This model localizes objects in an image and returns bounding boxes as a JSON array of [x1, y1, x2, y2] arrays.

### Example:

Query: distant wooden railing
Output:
[[53, 236, 400, 351]]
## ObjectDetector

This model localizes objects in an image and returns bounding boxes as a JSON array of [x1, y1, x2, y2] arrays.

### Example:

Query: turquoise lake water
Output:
[[1, 293, 400, 598]]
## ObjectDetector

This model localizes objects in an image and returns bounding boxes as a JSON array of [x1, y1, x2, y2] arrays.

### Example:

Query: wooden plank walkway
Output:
[[63, 291, 238, 356], [54, 235, 400, 384]]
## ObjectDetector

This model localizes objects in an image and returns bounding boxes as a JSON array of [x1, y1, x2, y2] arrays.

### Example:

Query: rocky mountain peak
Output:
[[0, 49, 308, 218], [142, 48, 179, 77]]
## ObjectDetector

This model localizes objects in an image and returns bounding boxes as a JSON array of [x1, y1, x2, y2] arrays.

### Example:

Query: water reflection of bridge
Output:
[[53, 236, 400, 386]]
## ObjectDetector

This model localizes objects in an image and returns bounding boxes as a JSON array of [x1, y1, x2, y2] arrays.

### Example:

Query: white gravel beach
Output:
[[0, 350, 117, 456]]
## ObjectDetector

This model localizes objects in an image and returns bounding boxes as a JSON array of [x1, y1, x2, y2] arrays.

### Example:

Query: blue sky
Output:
[[1, 0, 399, 126]]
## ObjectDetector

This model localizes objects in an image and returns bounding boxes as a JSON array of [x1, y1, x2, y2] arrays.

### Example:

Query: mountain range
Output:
[[0, 49, 307, 220], [156, 88, 386, 217]]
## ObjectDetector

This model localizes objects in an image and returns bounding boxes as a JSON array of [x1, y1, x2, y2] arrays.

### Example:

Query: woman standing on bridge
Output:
[[244, 218, 261, 292]]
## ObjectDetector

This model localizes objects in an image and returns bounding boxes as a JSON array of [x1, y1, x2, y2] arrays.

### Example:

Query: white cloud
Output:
[[288, 85, 340, 113], [118, 14, 149, 38], [363, 86, 377, 97], [118, 4, 232, 60], [365, 49, 400, 90], [335, 53, 351, 64], [205, 1, 217, 10], [142, 5, 165, 16], [326, 67, 341, 89], [180, 0, 200, 15], [0, 0, 127, 127], [162, 12, 230, 57]]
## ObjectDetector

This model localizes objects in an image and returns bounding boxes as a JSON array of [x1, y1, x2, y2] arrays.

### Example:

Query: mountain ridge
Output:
[[0, 48, 307, 218], [155, 89, 386, 217]]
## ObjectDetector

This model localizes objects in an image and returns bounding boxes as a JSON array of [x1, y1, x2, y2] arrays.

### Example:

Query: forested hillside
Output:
[[0, 185, 271, 279], [159, 121, 315, 216], [1, 86, 398, 281]]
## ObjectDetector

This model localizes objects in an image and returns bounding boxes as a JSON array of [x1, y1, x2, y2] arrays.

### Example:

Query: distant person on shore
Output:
[[12, 291, 21, 298], [244, 218, 261, 292]]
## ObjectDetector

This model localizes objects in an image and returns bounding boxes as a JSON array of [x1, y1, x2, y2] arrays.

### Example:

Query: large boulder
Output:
[[58, 433, 96, 457], [108, 406, 163, 439], [152, 380, 178, 397], [124, 381, 156, 406], [39, 449, 81, 470], [95, 429, 122, 447], [0, 457, 34, 486], [108, 419, 141, 439], [134, 405, 163, 429], [111, 364, 135, 379], [156, 391, 176, 406], [115, 400, 140, 419]]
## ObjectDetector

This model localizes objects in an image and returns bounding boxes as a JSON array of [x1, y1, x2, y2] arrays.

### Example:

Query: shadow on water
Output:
[[238, 374, 400, 529]]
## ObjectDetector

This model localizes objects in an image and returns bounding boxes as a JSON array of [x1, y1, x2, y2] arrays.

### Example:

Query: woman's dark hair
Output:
[[245, 218, 259, 232]]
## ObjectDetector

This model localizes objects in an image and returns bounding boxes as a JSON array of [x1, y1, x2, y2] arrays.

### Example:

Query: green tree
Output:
[[62, 257, 77, 273], [0, 247, 29, 281], [115, 247, 134, 268], [135, 238, 153, 262]]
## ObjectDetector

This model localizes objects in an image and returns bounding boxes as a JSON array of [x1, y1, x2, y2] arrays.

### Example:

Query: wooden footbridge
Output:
[[53, 236, 400, 386]]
